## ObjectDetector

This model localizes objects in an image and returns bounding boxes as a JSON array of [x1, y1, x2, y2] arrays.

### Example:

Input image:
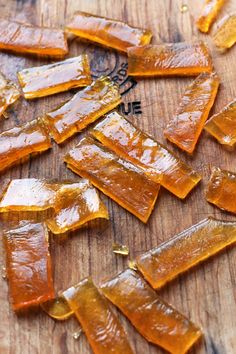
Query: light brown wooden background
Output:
[[0, 0, 236, 353]]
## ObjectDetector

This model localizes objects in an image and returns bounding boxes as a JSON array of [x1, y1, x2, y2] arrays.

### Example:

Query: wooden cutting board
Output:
[[0, 0, 236, 353]]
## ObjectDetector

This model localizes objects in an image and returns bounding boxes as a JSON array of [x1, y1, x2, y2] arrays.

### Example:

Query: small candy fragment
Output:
[[127, 42, 213, 77], [65, 136, 160, 223], [128, 260, 137, 271], [41, 296, 73, 320], [0, 72, 20, 117], [3, 221, 54, 311], [213, 14, 236, 50], [91, 111, 201, 198], [0, 119, 51, 173], [136, 217, 236, 289], [101, 269, 202, 354], [43, 76, 121, 144], [17, 55, 91, 99], [63, 278, 134, 354], [206, 167, 236, 213], [164, 72, 220, 153], [112, 243, 129, 256], [66, 11, 152, 53], [196, 0, 225, 33], [204, 99, 236, 146], [0, 20, 68, 57]]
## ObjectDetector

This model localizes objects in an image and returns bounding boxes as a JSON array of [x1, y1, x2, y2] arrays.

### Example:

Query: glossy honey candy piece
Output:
[[0, 119, 51, 173], [164, 73, 220, 154], [0, 72, 20, 117], [18, 55, 91, 99], [65, 136, 159, 223], [206, 167, 236, 213], [41, 296, 73, 321], [46, 180, 109, 234], [127, 42, 213, 77], [204, 99, 236, 146], [196, 0, 225, 33], [101, 269, 201, 354], [91, 111, 201, 198], [0, 19, 68, 57], [66, 11, 152, 53], [44, 76, 121, 144], [63, 278, 134, 354], [136, 217, 236, 289], [213, 14, 236, 50], [3, 221, 54, 311]]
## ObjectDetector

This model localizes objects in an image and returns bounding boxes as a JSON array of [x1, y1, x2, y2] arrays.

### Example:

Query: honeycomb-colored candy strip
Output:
[[213, 14, 236, 50], [43, 76, 121, 144], [136, 217, 236, 289], [63, 278, 134, 354], [91, 111, 201, 198], [101, 269, 202, 354], [204, 99, 236, 146], [41, 296, 73, 320], [65, 136, 159, 223], [0, 119, 51, 173], [164, 73, 220, 153], [196, 0, 225, 33], [17, 55, 91, 99], [206, 167, 236, 213], [0, 72, 20, 117], [127, 42, 213, 77], [66, 11, 152, 53], [0, 19, 68, 57], [3, 221, 55, 311]]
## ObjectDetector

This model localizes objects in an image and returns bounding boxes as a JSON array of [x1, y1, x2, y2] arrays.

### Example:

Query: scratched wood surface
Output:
[[0, 0, 236, 353]]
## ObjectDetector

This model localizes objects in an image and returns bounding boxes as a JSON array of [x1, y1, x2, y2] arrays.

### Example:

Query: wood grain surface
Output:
[[0, 0, 236, 353]]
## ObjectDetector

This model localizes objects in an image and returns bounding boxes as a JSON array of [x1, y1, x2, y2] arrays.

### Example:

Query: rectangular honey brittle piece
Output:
[[101, 269, 201, 354], [66, 11, 152, 53], [0, 72, 20, 117], [213, 14, 236, 50], [4, 221, 55, 311], [18, 55, 91, 99], [65, 136, 159, 223], [196, 0, 225, 33]]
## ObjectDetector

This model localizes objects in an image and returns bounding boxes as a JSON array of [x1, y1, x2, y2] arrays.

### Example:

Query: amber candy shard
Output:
[[164, 73, 220, 154], [127, 42, 213, 77], [43, 76, 121, 144], [3, 221, 54, 311], [204, 99, 236, 146], [0, 119, 51, 173], [63, 278, 134, 354], [196, 0, 225, 33], [18, 55, 91, 99], [65, 136, 159, 223], [101, 269, 201, 354], [136, 217, 236, 289], [91, 111, 201, 199], [0, 19, 68, 57], [213, 14, 236, 50], [206, 167, 236, 213], [0, 72, 20, 117], [41, 296, 73, 320], [66, 11, 152, 53]]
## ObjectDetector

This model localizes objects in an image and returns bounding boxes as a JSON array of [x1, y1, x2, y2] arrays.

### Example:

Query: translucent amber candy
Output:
[[63, 278, 134, 354], [196, 0, 225, 33], [18, 55, 91, 99], [3, 221, 54, 311], [0, 19, 68, 57], [164, 73, 220, 154], [65, 136, 159, 223], [136, 217, 236, 289], [91, 111, 201, 198], [43, 76, 121, 144], [127, 42, 213, 77], [66, 11, 152, 53], [101, 269, 201, 354], [206, 167, 236, 213], [41, 296, 73, 320], [204, 99, 236, 146], [213, 14, 236, 50], [0, 72, 20, 117], [0, 119, 51, 173]]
